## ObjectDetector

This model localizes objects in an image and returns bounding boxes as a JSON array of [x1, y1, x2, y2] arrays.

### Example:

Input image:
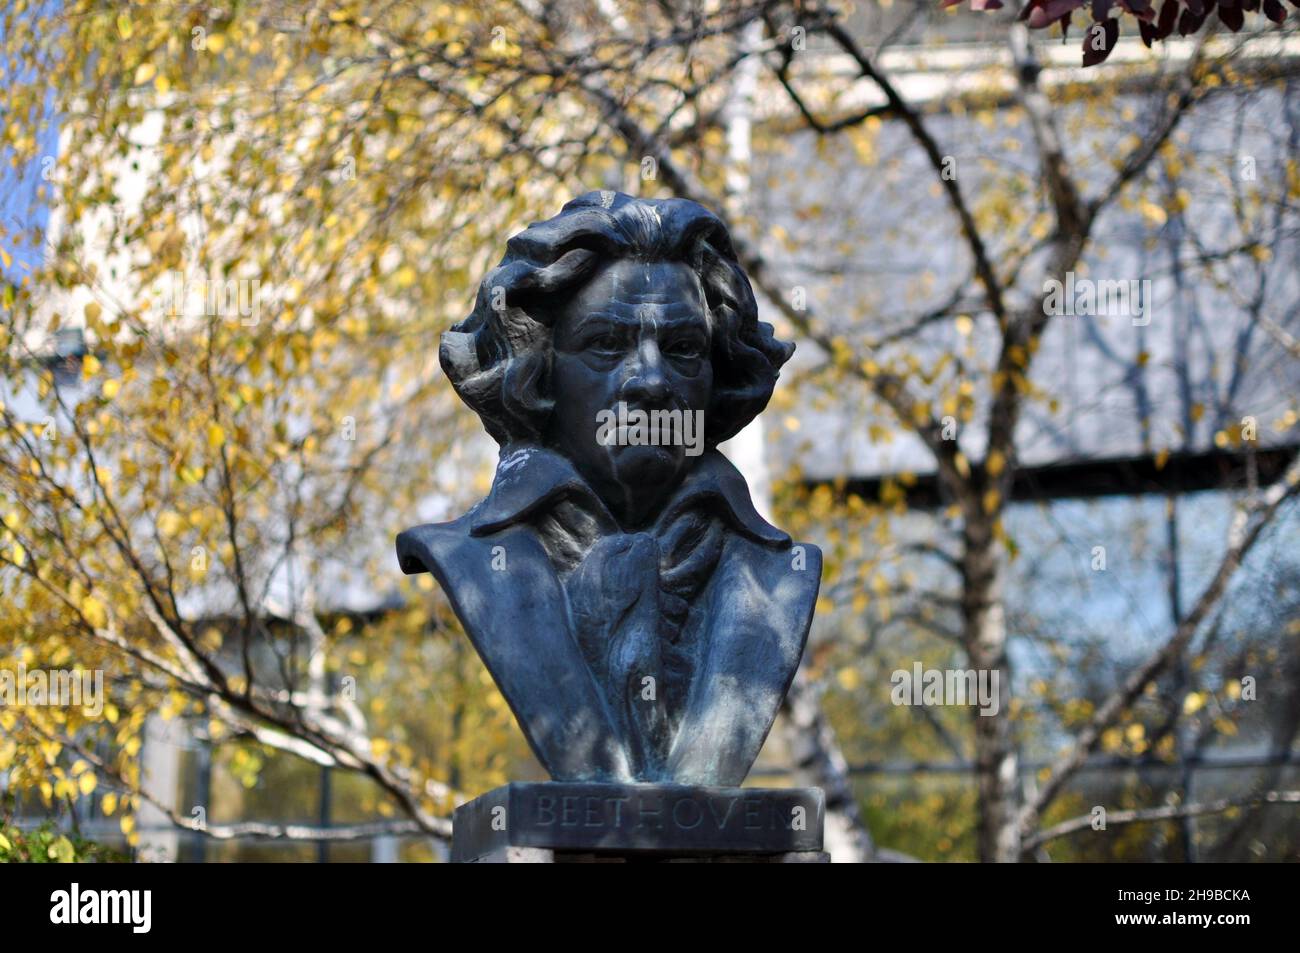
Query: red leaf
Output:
[[1082, 17, 1119, 65], [1218, 2, 1245, 27], [1138, 17, 1157, 43], [1179, 7, 1209, 32], [1157, 0, 1179, 36], [1263, 0, 1288, 21], [1026, 0, 1088, 26]]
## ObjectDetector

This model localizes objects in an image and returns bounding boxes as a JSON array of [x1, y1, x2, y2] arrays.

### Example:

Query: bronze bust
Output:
[[397, 190, 821, 786]]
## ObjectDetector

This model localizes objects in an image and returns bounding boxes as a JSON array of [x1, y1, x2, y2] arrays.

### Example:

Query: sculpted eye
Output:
[[665, 338, 705, 360], [585, 332, 624, 353]]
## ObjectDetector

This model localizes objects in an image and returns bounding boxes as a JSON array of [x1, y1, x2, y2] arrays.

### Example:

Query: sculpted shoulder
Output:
[[737, 534, 823, 596], [786, 538, 823, 577], [395, 514, 478, 577]]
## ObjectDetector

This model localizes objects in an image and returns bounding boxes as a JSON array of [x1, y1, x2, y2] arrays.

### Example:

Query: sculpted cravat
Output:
[[535, 497, 725, 778]]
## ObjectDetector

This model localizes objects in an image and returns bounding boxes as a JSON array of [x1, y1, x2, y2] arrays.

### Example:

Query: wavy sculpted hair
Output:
[[440, 190, 794, 449]]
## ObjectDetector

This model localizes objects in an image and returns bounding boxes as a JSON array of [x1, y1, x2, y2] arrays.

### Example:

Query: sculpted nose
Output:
[[621, 339, 669, 404]]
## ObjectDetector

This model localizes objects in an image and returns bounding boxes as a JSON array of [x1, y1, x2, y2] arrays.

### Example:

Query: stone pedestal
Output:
[[451, 782, 826, 863]]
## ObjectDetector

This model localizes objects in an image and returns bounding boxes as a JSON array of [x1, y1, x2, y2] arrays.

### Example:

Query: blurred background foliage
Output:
[[1, 0, 1298, 861]]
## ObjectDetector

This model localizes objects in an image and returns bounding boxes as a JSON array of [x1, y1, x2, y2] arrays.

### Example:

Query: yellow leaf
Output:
[[1140, 200, 1167, 225], [207, 423, 226, 448], [51, 835, 75, 862], [102, 792, 118, 815], [101, 378, 121, 399], [81, 596, 107, 629], [157, 511, 184, 535], [78, 771, 97, 796], [134, 62, 156, 85], [1183, 692, 1205, 715]]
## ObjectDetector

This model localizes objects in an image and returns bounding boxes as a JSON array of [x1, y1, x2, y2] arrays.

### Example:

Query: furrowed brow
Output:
[[586, 303, 706, 326]]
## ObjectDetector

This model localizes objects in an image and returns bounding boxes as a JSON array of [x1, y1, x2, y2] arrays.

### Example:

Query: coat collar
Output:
[[468, 443, 790, 547]]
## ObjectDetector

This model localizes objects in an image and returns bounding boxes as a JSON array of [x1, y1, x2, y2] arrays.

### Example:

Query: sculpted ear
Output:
[[439, 330, 511, 445], [500, 349, 554, 436]]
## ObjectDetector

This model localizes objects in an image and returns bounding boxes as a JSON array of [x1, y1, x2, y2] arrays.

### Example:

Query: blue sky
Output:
[[0, 9, 59, 284]]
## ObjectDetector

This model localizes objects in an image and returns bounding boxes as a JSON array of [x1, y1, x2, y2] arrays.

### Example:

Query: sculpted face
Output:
[[547, 258, 713, 529]]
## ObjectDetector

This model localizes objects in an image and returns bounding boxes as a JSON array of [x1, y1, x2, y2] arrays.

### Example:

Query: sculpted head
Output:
[[440, 191, 793, 527]]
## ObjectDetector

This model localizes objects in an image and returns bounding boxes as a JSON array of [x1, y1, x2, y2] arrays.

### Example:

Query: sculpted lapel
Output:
[[666, 534, 822, 784], [396, 517, 633, 781]]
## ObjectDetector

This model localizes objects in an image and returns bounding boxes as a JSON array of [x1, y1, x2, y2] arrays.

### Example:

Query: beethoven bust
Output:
[[396, 190, 821, 785]]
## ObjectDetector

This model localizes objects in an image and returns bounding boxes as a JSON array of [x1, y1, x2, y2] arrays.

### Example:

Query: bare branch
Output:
[[1027, 791, 1300, 851], [1020, 452, 1300, 843]]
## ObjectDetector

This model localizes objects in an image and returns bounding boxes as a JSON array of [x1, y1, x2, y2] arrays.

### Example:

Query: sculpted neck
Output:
[[577, 460, 686, 532]]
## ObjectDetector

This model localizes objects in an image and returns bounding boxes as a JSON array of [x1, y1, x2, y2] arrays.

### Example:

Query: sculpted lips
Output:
[[595, 402, 705, 458]]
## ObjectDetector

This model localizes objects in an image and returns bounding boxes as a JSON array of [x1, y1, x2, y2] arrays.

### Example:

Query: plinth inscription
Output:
[[535, 789, 805, 833], [452, 782, 825, 862]]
